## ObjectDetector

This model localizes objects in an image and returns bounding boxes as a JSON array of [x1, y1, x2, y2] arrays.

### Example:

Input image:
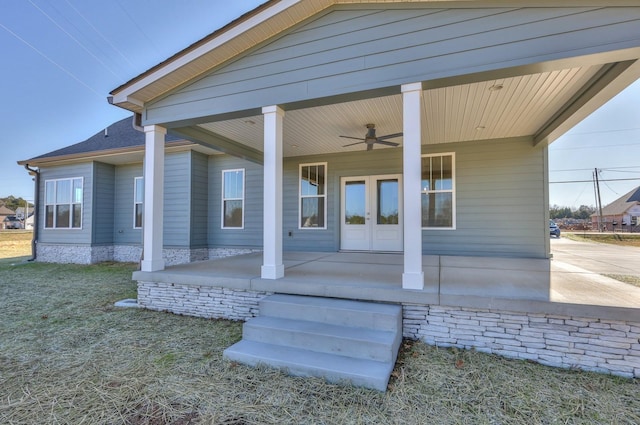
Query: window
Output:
[[134, 177, 143, 229], [222, 169, 244, 228], [45, 178, 83, 229], [421, 153, 455, 229], [299, 163, 327, 229]]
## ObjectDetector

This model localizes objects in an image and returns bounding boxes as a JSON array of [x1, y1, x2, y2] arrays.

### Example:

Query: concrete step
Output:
[[259, 294, 402, 332], [224, 294, 403, 391], [242, 316, 399, 362], [223, 339, 394, 391]]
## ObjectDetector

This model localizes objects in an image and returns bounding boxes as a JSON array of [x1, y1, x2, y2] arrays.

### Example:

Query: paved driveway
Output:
[[550, 236, 640, 308], [551, 236, 640, 276]]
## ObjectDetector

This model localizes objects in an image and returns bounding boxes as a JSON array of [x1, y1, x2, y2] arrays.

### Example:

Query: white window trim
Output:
[[221, 168, 245, 229], [44, 177, 83, 230], [133, 176, 143, 229], [298, 162, 328, 230], [421, 152, 456, 230]]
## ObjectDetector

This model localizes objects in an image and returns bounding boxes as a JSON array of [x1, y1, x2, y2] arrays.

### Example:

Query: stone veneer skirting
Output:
[[37, 244, 260, 266], [135, 282, 640, 379], [138, 281, 271, 321]]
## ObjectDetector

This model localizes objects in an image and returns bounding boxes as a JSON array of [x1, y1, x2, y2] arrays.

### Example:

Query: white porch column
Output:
[[141, 125, 166, 272], [261, 105, 285, 279], [401, 82, 425, 289]]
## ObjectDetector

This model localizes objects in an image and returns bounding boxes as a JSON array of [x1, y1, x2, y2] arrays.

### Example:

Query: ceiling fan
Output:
[[340, 124, 403, 151]]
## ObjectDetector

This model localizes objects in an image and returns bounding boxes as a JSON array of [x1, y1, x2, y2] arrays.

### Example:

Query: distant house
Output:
[[592, 186, 640, 232], [0, 205, 15, 230]]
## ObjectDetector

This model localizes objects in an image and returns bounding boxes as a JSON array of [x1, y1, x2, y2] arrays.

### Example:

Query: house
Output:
[[20, 0, 640, 387], [591, 186, 640, 232], [0, 205, 15, 230]]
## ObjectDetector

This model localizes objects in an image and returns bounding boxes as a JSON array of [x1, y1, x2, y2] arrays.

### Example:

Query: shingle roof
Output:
[[598, 186, 640, 216], [0, 205, 15, 215], [22, 116, 182, 162]]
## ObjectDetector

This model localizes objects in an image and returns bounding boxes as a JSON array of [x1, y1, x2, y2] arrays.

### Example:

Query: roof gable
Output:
[[600, 186, 640, 216]]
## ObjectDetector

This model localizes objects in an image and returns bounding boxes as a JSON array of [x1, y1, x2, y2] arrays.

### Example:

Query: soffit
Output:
[[196, 65, 599, 157]]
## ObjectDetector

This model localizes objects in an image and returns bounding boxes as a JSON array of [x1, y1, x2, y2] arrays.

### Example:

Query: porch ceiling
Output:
[[195, 64, 601, 158]]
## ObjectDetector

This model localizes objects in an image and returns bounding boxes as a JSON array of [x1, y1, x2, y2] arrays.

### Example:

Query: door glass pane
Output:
[[345, 181, 365, 224], [377, 179, 399, 224]]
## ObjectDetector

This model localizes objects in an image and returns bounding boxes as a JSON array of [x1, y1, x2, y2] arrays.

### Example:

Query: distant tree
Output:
[[0, 196, 33, 212], [574, 205, 596, 220], [550, 204, 595, 220]]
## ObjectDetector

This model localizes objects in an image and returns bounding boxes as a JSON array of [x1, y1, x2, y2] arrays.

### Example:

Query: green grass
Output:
[[1, 262, 639, 424]]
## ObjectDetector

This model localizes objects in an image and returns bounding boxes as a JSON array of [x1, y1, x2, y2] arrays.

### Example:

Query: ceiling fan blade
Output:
[[340, 135, 365, 141], [367, 143, 374, 151], [375, 140, 400, 147], [377, 132, 403, 141], [343, 141, 366, 147]]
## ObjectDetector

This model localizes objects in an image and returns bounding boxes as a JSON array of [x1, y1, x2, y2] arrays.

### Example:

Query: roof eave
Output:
[[18, 140, 195, 167]]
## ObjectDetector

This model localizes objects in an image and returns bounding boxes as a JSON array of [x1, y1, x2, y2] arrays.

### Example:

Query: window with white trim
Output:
[[421, 153, 455, 229], [134, 177, 143, 229], [45, 177, 83, 229], [222, 169, 244, 228], [299, 163, 327, 229]]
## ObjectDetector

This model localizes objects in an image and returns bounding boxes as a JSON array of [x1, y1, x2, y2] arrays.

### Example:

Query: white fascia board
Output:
[[111, 0, 305, 106]]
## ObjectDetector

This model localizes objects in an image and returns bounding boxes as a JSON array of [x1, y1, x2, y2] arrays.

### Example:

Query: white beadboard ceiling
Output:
[[197, 65, 600, 157]]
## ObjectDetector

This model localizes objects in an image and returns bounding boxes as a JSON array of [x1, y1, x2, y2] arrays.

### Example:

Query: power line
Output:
[[27, 0, 124, 79], [0, 21, 103, 98], [551, 165, 640, 173], [551, 141, 640, 151], [63, 0, 137, 70], [561, 127, 640, 137], [550, 177, 640, 184]]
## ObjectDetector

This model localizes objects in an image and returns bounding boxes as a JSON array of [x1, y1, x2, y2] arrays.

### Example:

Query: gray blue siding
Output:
[[113, 164, 143, 245], [208, 136, 547, 258], [164, 152, 191, 247], [92, 162, 114, 245], [190, 151, 209, 248], [424, 138, 547, 258], [38, 163, 93, 244], [146, 6, 640, 124], [208, 155, 263, 248]]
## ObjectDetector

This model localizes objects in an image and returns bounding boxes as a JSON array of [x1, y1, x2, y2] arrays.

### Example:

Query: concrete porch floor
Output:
[[132, 251, 640, 323]]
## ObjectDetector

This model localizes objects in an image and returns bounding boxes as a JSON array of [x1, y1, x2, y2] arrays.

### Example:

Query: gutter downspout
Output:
[[23, 164, 39, 261]]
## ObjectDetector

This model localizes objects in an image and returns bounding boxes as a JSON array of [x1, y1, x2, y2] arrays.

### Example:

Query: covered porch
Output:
[[133, 250, 640, 322]]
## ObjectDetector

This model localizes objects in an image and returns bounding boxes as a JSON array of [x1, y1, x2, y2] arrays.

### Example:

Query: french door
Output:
[[340, 174, 403, 251]]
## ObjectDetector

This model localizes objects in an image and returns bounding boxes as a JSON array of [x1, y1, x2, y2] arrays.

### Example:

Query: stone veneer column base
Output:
[[402, 304, 640, 379]]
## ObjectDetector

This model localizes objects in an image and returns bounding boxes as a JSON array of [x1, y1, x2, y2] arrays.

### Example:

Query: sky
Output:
[[1, 1, 639, 209]]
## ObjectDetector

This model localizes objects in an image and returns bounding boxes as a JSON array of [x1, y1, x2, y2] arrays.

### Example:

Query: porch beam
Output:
[[401, 82, 425, 290], [141, 125, 166, 272], [261, 105, 285, 279], [172, 126, 264, 165]]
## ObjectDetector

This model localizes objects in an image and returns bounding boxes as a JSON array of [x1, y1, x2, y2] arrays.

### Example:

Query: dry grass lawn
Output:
[[566, 232, 640, 248], [0, 261, 639, 424], [0, 231, 32, 264]]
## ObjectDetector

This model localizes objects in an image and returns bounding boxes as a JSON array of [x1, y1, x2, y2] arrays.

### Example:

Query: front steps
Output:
[[223, 294, 403, 391]]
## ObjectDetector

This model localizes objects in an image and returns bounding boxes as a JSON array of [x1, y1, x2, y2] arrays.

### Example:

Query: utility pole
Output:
[[594, 168, 604, 232]]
